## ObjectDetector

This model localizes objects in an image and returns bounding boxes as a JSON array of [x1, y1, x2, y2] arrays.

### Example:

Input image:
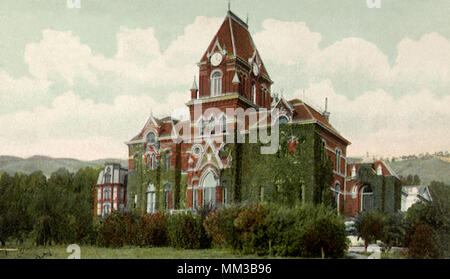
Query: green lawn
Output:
[[0, 245, 283, 259]]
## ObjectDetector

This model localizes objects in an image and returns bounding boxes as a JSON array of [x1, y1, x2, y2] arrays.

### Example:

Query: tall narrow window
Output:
[[210, 71, 222, 96], [336, 149, 342, 173], [146, 183, 156, 213], [221, 115, 227, 133], [165, 151, 170, 170], [151, 154, 157, 169], [202, 171, 217, 208], [147, 155, 151, 169], [251, 84, 256, 103], [209, 117, 215, 135]]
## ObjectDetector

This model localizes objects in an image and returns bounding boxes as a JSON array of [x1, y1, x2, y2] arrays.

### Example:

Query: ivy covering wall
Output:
[[357, 165, 402, 214]]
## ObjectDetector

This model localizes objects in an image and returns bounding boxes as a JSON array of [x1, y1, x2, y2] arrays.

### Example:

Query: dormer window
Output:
[[210, 70, 222, 96], [377, 164, 382, 175]]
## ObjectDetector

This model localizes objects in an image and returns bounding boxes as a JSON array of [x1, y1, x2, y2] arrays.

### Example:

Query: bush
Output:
[[354, 210, 386, 251], [407, 223, 439, 259], [98, 211, 138, 247], [167, 212, 210, 249], [297, 205, 348, 258], [136, 212, 168, 247], [380, 212, 407, 251], [203, 206, 242, 249], [204, 203, 348, 258], [405, 201, 449, 258]]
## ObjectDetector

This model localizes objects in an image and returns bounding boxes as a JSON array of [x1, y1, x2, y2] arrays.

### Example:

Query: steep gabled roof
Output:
[[200, 11, 270, 80], [288, 99, 350, 145]]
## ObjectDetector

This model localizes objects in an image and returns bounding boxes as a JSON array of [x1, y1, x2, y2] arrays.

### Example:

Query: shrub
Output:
[[203, 206, 242, 249], [167, 212, 210, 249], [298, 204, 348, 258], [136, 212, 168, 247], [407, 223, 439, 259], [354, 210, 386, 251], [380, 212, 407, 251], [98, 211, 138, 247], [207, 203, 348, 258], [405, 201, 450, 258]]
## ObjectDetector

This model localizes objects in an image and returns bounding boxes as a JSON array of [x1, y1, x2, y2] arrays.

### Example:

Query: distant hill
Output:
[[390, 157, 450, 185], [0, 155, 128, 177]]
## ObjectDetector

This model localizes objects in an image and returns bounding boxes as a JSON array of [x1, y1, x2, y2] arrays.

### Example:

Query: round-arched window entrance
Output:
[[361, 185, 374, 211], [202, 170, 218, 208]]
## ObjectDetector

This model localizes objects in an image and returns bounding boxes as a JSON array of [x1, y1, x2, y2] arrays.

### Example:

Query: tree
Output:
[[354, 210, 386, 251]]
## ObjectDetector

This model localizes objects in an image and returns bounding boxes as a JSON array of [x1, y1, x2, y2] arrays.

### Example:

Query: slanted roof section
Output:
[[288, 99, 350, 145], [200, 11, 270, 80]]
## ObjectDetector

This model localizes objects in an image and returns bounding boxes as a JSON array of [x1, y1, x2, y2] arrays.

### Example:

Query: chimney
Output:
[[323, 97, 330, 121], [190, 76, 198, 99]]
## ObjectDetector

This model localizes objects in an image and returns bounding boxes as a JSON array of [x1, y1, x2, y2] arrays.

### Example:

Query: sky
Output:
[[0, 0, 449, 160]]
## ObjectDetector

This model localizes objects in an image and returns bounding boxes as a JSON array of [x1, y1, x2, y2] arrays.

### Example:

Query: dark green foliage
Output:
[[405, 194, 450, 258], [167, 212, 211, 249], [203, 203, 348, 258], [203, 205, 242, 249], [98, 211, 139, 247], [380, 212, 407, 251], [407, 223, 439, 259], [354, 210, 386, 251], [136, 212, 168, 247], [0, 166, 101, 246]]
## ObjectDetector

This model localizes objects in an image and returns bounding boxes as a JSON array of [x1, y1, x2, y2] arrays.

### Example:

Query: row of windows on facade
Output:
[[97, 186, 125, 201], [205, 71, 270, 106]]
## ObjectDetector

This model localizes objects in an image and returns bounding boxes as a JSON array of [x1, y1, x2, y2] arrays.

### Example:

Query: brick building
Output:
[[93, 10, 400, 217]]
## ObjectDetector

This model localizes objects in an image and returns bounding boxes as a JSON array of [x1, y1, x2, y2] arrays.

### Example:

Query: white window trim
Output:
[[210, 70, 223, 97]]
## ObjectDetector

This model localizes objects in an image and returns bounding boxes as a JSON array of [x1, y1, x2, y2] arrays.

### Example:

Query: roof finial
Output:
[[246, 12, 249, 25], [228, 0, 231, 11]]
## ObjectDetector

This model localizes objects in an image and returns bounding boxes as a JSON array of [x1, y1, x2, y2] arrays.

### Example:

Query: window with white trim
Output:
[[336, 149, 342, 173], [210, 71, 222, 96], [146, 183, 156, 213], [202, 171, 217, 207]]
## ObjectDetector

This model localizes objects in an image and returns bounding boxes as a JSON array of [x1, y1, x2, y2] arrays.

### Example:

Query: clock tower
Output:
[[186, 10, 273, 124]]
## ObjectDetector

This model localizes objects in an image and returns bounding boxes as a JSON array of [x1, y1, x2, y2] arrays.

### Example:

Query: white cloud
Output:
[[2, 17, 449, 160], [294, 80, 450, 157]]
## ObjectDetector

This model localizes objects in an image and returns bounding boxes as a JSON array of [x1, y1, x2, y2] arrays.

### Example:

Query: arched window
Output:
[[103, 204, 111, 216], [103, 186, 111, 200], [165, 151, 170, 170], [104, 167, 111, 183], [333, 182, 341, 209], [208, 117, 215, 135], [164, 183, 172, 210], [198, 118, 205, 136], [220, 115, 227, 133], [278, 116, 289, 125], [377, 164, 382, 175], [336, 149, 342, 173], [210, 71, 222, 96], [351, 185, 358, 199], [251, 84, 256, 103], [147, 155, 151, 169], [351, 165, 356, 178], [361, 186, 374, 211], [146, 132, 156, 145], [151, 154, 157, 169], [146, 183, 156, 213], [202, 171, 218, 208]]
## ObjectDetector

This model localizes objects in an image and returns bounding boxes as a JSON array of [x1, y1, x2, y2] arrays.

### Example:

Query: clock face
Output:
[[211, 52, 223, 66], [253, 63, 259, 76]]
